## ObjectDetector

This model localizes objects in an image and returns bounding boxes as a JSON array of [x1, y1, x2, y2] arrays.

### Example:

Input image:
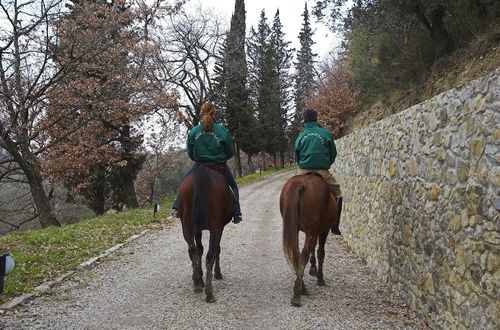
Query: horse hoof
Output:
[[206, 295, 216, 303], [317, 279, 326, 286], [291, 297, 302, 307], [309, 267, 318, 276], [214, 273, 223, 280], [194, 286, 204, 293]]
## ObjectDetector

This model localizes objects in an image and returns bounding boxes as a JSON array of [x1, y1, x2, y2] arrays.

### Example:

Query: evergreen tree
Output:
[[212, 37, 228, 121], [222, 0, 255, 176], [247, 11, 271, 113], [270, 9, 294, 165], [291, 2, 317, 141], [246, 9, 294, 167], [248, 11, 280, 160]]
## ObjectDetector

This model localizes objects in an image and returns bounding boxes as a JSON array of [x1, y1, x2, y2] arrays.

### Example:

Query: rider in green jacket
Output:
[[294, 109, 343, 235], [187, 120, 234, 164], [172, 103, 242, 224]]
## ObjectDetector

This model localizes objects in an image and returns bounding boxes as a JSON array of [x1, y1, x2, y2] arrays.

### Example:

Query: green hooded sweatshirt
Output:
[[187, 121, 234, 164], [294, 121, 337, 169]]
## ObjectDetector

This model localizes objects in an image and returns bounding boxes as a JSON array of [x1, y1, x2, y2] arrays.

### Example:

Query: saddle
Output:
[[197, 163, 237, 203], [305, 171, 323, 179], [199, 162, 224, 174]]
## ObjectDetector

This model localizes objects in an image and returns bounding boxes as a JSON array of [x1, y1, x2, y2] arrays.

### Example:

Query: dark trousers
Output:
[[172, 163, 241, 215]]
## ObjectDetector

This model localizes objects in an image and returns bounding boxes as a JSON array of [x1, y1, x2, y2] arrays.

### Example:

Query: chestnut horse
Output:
[[177, 163, 235, 302], [280, 173, 338, 306]]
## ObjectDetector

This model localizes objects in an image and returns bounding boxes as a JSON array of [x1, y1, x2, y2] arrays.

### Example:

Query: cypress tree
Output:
[[223, 0, 251, 177], [212, 36, 228, 121], [291, 2, 317, 141], [248, 11, 280, 164], [270, 9, 294, 165]]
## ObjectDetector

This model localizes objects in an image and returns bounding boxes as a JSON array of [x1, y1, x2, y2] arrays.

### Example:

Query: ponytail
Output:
[[200, 103, 217, 132]]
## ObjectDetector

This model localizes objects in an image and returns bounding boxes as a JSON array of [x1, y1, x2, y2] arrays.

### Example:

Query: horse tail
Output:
[[282, 179, 304, 273], [192, 166, 209, 232]]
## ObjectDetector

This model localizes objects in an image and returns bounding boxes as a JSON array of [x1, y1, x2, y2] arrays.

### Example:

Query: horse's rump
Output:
[[280, 175, 337, 268], [178, 165, 233, 232]]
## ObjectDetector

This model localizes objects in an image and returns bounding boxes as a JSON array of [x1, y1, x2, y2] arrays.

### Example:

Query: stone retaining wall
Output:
[[332, 70, 499, 329]]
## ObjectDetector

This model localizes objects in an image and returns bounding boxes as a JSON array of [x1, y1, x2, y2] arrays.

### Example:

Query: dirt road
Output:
[[1, 170, 421, 329]]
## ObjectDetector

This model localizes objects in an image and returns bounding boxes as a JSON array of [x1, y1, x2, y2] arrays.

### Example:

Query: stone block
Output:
[[407, 157, 417, 176], [494, 128, 500, 141], [470, 138, 486, 158], [474, 97, 486, 112], [463, 101, 470, 114], [466, 117, 476, 137], [425, 273, 435, 295], [457, 162, 469, 183], [430, 184, 439, 200], [486, 253, 498, 272]]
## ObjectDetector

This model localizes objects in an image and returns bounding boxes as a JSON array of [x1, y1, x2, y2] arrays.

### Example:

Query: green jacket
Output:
[[294, 122, 337, 169], [187, 121, 234, 164]]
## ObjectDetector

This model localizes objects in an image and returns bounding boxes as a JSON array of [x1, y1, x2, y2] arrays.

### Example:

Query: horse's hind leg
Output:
[[292, 234, 317, 306], [214, 246, 223, 280], [185, 230, 204, 293], [309, 250, 318, 276], [316, 232, 328, 286], [194, 233, 205, 290], [205, 230, 222, 303]]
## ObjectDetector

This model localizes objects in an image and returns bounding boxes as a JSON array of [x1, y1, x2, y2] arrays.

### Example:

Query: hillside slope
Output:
[[343, 31, 500, 136]]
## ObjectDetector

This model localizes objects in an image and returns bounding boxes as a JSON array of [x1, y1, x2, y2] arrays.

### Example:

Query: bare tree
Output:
[[154, 6, 226, 129], [0, 0, 81, 227], [0, 0, 182, 229]]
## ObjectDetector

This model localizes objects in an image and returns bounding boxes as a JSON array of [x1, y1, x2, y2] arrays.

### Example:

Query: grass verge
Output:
[[236, 164, 296, 186], [0, 195, 175, 305], [0, 166, 295, 305]]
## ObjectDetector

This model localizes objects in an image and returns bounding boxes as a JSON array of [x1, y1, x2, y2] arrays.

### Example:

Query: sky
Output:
[[185, 0, 343, 61]]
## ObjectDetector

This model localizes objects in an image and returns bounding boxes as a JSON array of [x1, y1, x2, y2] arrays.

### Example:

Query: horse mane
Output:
[[192, 166, 210, 232]]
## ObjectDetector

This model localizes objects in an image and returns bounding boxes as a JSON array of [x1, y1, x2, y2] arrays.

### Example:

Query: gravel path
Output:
[[1, 170, 422, 329]]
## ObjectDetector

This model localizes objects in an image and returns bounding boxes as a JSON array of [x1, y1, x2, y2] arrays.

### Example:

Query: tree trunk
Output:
[[120, 125, 139, 209], [28, 174, 61, 227], [235, 142, 243, 177], [280, 151, 285, 168], [21, 152, 60, 227], [247, 155, 255, 174], [429, 6, 453, 58], [122, 167, 139, 208], [414, 5, 453, 59], [149, 179, 155, 204], [86, 194, 106, 215], [1, 126, 60, 227]]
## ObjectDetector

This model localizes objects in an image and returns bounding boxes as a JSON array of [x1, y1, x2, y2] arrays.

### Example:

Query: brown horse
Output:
[[177, 164, 235, 302], [280, 173, 338, 306]]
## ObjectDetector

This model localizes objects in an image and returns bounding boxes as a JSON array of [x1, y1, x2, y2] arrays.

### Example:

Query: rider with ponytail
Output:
[[172, 103, 242, 224]]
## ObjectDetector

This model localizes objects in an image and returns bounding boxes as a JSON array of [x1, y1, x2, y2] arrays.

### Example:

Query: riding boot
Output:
[[331, 197, 342, 235], [229, 186, 242, 224]]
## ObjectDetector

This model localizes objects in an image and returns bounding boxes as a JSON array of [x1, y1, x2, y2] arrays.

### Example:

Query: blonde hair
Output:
[[201, 103, 217, 132]]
